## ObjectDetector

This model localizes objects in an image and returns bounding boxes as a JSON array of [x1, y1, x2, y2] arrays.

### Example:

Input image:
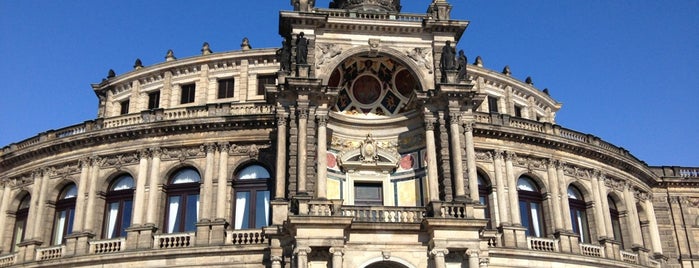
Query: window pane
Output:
[[184, 194, 199, 232], [53, 210, 67, 245], [517, 177, 537, 192], [531, 203, 542, 237], [577, 210, 588, 243], [105, 202, 119, 239], [180, 84, 196, 104], [167, 196, 181, 233], [120, 100, 130, 115], [218, 79, 234, 99], [13, 219, 25, 252], [255, 191, 270, 228], [355, 183, 382, 205], [61, 185, 78, 199], [488, 96, 499, 113], [235, 192, 250, 229], [148, 91, 160, 109], [519, 200, 530, 236], [238, 165, 271, 180], [112, 175, 135, 191], [172, 169, 201, 184], [121, 200, 133, 237]]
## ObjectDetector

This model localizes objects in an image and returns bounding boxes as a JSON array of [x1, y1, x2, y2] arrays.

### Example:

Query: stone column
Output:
[[132, 151, 149, 226], [545, 159, 563, 231], [449, 112, 466, 200], [146, 148, 162, 224], [644, 198, 662, 255], [467, 249, 481, 268], [33, 168, 50, 239], [430, 248, 448, 268], [275, 112, 288, 199], [201, 143, 216, 220], [505, 152, 520, 225], [0, 180, 12, 248], [216, 143, 230, 219], [72, 158, 91, 231], [24, 171, 41, 241], [463, 122, 478, 203], [330, 247, 344, 268], [316, 113, 328, 199], [84, 158, 100, 233], [493, 150, 509, 226], [295, 246, 311, 268], [557, 163, 572, 232], [598, 175, 614, 239], [623, 183, 642, 247], [589, 170, 607, 239], [425, 116, 440, 202], [297, 108, 309, 195]]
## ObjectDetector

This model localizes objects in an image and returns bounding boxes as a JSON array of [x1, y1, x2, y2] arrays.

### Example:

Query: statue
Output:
[[276, 39, 292, 72], [165, 49, 176, 61], [201, 42, 212, 55], [296, 32, 309, 65], [440, 41, 456, 82], [457, 49, 467, 81], [241, 37, 251, 50]]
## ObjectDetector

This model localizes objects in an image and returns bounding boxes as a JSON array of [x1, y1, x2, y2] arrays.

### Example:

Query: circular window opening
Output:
[[352, 75, 382, 105]]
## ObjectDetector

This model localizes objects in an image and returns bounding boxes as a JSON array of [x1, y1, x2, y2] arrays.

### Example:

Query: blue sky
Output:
[[1, 0, 697, 166]]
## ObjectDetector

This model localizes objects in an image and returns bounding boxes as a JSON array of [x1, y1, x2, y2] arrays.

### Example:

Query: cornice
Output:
[[468, 65, 561, 113]]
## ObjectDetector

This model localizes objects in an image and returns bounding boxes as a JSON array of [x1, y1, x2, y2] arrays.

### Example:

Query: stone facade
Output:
[[0, 1, 698, 268]]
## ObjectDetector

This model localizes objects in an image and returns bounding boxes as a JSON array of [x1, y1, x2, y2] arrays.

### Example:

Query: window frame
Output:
[[180, 83, 196, 104], [354, 182, 383, 206], [217, 78, 235, 99], [609, 196, 624, 248], [11, 195, 30, 252], [256, 74, 276, 96], [518, 176, 546, 238], [478, 173, 493, 229], [102, 175, 135, 239], [487, 96, 499, 114], [51, 185, 77, 245], [148, 91, 160, 110], [120, 100, 130, 115], [164, 168, 201, 233], [232, 164, 272, 230], [568, 186, 591, 243]]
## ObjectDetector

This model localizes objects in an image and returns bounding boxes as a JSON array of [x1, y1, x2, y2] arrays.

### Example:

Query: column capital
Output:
[[317, 114, 328, 127], [329, 247, 345, 256], [449, 112, 461, 124], [277, 114, 288, 126], [294, 245, 311, 255], [203, 143, 217, 153], [218, 142, 230, 152], [78, 157, 91, 168], [430, 248, 449, 257], [463, 121, 474, 132], [150, 147, 163, 158], [297, 108, 309, 119], [505, 151, 517, 161], [493, 149, 504, 160], [466, 248, 480, 257], [425, 118, 437, 131]]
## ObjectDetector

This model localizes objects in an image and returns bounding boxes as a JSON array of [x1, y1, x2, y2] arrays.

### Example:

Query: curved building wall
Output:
[[0, 1, 698, 268]]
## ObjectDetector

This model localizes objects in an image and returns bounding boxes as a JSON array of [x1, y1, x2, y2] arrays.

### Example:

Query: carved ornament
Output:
[[406, 47, 433, 73], [316, 43, 343, 68]]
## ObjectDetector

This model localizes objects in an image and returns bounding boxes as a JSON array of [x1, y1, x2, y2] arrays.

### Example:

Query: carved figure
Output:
[[406, 48, 432, 73], [316, 43, 342, 67], [296, 32, 309, 65], [241, 37, 251, 50], [276, 39, 292, 72], [457, 49, 467, 81], [201, 42, 212, 55], [440, 41, 456, 71]]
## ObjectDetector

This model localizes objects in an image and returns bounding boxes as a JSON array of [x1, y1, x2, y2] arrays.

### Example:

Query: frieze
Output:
[[229, 144, 269, 158], [330, 136, 399, 154], [406, 47, 433, 74], [50, 162, 81, 178], [475, 150, 492, 162], [101, 152, 140, 169], [161, 146, 206, 162], [316, 43, 343, 68]]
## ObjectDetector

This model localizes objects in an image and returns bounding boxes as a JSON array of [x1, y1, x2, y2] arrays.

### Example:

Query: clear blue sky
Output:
[[1, 0, 697, 167]]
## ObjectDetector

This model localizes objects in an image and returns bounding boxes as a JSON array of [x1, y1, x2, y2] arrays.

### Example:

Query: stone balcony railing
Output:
[[36, 245, 64, 261], [153, 232, 195, 249], [620, 250, 638, 264], [1, 103, 275, 156], [227, 229, 266, 245], [89, 238, 125, 254], [0, 254, 16, 268], [526, 236, 559, 252], [317, 8, 427, 22], [340, 206, 425, 223], [580, 243, 605, 258]]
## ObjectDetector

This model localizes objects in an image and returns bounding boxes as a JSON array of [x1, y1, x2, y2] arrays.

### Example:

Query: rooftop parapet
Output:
[[330, 0, 401, 12]]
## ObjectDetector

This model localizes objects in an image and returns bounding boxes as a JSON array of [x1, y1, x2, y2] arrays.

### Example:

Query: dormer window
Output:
[[218, 78, 235, 99], [514, 105, 522, 117], [148, 91, 160, 109], [488, 96, 499, 113], [120, 100, 130, 115]]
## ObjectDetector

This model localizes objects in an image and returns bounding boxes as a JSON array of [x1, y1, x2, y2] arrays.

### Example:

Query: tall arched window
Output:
[[518, 176, 545, 237], [609, 196, 624, 248], [103, 174, 135, 239], [568, 186, 590, 243], [477, 173, 493, 229], [11, 195, 30, 252], [165, 168, 200, 233], [233, 164, 271, 229], [52, 184, 77, 245]]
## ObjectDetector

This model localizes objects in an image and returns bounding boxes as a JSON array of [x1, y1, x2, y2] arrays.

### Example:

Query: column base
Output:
[[125, 224, 157, 250]]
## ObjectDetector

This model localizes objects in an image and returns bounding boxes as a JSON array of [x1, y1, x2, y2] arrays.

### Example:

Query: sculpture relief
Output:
[[406, 47, 433, 73], [316, 43, 342, 68]]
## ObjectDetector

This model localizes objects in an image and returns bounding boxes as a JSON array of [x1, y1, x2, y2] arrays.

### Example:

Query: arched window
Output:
[[11, 195, 30, 252], [233, 164, 271, 229], [568, 186, 590, 243], [52, 184, 77, 245], [608, 196, 624, 247], [518, 176, 545, 237], [478, 173, 493, 229], [103, 174, 135, 239], [165, 168, 200, 233]]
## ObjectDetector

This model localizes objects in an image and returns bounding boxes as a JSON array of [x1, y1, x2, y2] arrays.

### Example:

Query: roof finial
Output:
[[107, 69, 116, 78], [502, 65, 511, 76], [525, 76, 533, 85], [201, 42, 212, 55], [543, 88, 550, 96], [241, 37, 251, 51], [133, 58, 143, 69], [165, 49, 176, 61], [474, 56, 483, 67]]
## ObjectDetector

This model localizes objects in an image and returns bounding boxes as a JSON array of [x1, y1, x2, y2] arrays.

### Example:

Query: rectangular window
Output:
[[148, 91, 160, 109], [354, 182, 383, 206], [120, 100, 130, 115], [218, 78, 235, 99], [257, 75, 276, 95], [514, 105, 522, 117], [180, 84, 196, 104], [488, 96, 499, 113]]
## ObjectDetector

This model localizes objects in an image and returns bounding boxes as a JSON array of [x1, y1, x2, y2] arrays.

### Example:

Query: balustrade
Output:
[[89, 238, 125, 254], [579, 243, 604, 258], [227, 229, 266, 245], [36, 245, 64, 261], [527, 237, 558, 252], [0, 254, 16, 267], [153, 232, 195, 249], [620, 250, 638, 264], [341, 206, 425, 223]]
